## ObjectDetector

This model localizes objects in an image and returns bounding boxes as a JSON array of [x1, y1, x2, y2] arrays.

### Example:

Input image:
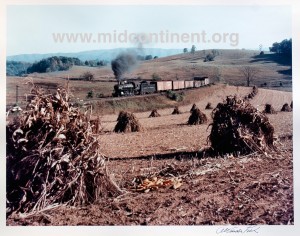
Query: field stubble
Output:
[[6, 86, 293, 225]]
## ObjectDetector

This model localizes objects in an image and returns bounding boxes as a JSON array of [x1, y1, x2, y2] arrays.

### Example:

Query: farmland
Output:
[[6, 49, 293, 226], [6, 49, 292, 107], [6, 83, 293, 225]]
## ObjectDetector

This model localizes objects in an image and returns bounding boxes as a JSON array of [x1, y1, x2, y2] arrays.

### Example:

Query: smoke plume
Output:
[[111, 51, 137, 80]]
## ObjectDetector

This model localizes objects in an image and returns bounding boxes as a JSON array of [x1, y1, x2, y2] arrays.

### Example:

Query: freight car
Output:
[[113, 76, 209, 97]]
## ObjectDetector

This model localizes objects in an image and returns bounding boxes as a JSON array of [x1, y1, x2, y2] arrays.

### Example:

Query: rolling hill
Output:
[[6, 48, 183, 63]]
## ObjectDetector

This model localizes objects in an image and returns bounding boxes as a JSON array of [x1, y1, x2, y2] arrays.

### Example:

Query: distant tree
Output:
[[145, 55, 153, 60], [85, 60, 89, 66], [137, 55, 145, 61], [239, 66, 259, 87], [81, 71, 94, 81], [204, 53, 215, 62], [97, 60, 107, 66], [191, 45, 196, 54], [212, 49, 219, 57], [7, 61, 32, 76], [153, 56, 158, 59], [27, 56, 81, 73], [183, 48, 188, 53], [269, 38, 292, 55]]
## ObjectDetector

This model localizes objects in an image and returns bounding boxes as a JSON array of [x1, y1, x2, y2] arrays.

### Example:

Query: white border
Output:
[[1, 1, 299, 236]]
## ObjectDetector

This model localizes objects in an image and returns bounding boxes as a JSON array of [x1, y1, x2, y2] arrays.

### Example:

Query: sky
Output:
[[7, 5, 292, 55]]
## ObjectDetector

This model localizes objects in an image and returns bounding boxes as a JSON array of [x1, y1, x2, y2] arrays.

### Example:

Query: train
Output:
[[113, 76, 210, 97]]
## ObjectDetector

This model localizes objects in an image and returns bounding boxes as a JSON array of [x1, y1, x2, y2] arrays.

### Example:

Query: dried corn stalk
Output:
[[114, 111, 142, 133], [209, 95, 275, 155], [133, 176, 182, 192], [6, 86, 121, 215]]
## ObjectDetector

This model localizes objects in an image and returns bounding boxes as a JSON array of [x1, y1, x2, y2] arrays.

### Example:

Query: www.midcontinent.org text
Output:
[[52, 30, 239, 46]]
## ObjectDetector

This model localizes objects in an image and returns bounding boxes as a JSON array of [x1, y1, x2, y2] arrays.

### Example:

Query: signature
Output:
[[216, 226, 260, 234]]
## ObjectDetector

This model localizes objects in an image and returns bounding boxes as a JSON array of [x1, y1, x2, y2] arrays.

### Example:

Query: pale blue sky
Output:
[[7, 5, 291, 55]]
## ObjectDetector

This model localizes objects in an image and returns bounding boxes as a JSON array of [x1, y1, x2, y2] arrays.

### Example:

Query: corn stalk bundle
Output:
[[172, 106, 181, 115], [114, 111, 142, 133], [244, 85, 258, 100], [188, 108, 208, 125], [205, 102, 213, 110], [208, 95, 275, 155], [264, 104, 277, 114], [190, 103, 197, 113], [149, 109, 161, 118], [6, 86, 121, 215], [281, 103, 292, 112]]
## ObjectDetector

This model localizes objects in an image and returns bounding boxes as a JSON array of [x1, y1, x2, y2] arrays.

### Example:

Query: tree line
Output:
[[7, 56, 108, 76], [26, 56, 82, 73], [269, 38, 292, 55]]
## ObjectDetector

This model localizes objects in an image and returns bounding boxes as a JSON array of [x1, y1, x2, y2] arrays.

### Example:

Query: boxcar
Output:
[[155, 81, 173, 91], [194, 81, 202, 88], [204, 78, 210, 85], [185, 80, 194, 89], [172, 81, 185, 90]]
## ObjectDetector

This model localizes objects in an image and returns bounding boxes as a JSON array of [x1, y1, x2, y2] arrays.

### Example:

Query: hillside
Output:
[[17, 49, 292, 89], [6, 48, 183, 63], [6, 49, 292, 111], [125, 49, 292, 90]]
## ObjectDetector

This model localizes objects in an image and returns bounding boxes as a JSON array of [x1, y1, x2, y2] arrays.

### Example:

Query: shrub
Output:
[[87, 90, 94, 98], [204, 53, 215, 62], [81, 71, 94, 81], [166, 90, 184, 102]]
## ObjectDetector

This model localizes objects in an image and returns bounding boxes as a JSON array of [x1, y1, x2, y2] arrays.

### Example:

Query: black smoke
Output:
[[111, 52, 137, 80]]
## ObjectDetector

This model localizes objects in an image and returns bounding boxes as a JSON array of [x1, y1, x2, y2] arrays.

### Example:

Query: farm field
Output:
[[6, 85, 293, 226], [6, 49, 292, 107]]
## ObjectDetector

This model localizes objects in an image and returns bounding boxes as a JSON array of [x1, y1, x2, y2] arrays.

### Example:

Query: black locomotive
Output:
[[113, 77, 209, 97], [113, 81, 156, 97]]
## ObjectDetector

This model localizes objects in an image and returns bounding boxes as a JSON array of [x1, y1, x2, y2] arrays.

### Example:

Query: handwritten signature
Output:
[[216, 226, 260, 234]]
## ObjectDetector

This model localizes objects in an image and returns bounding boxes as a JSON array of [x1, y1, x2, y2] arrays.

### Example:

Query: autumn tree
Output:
[[239, 66, 259, 87]]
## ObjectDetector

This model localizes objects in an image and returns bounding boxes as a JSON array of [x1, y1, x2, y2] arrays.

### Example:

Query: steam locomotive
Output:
[[113, 76, 210, 97]]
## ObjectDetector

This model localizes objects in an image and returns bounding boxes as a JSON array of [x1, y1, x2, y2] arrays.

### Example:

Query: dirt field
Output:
[[6, 86, 293, 226]]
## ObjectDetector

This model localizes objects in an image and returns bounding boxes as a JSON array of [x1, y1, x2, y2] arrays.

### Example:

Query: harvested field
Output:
[[7, 138, 293, 225], [6, 86, 293, 226]]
